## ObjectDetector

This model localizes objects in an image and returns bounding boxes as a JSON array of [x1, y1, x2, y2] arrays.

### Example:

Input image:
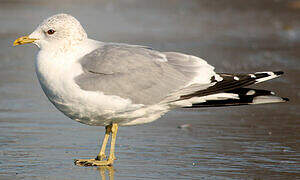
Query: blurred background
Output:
[[0, 0, 299, 179]]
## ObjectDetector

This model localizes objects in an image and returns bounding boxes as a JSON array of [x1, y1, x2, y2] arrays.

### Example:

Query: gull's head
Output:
[[14, 14, 87, 50]]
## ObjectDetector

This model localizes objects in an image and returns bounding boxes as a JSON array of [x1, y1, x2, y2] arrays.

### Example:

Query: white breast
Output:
[[34, 39, 145, 126]]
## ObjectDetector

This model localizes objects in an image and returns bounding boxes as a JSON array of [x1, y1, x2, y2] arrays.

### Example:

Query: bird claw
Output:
[[74, 159, 113, 167]]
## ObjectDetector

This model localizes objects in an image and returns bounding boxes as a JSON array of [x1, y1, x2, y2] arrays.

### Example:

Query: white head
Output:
[[14, 14, 87, 50]]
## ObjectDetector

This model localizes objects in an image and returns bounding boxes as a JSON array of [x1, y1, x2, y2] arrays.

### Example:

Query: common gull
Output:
[[13, 14, 288, 166]]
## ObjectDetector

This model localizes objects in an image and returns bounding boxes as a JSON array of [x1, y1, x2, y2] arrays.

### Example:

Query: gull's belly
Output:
[[35, 62, 168, 126], [35, 48, 169, 126], [38, 77, 168, 126], [37, 71, 141, 126]]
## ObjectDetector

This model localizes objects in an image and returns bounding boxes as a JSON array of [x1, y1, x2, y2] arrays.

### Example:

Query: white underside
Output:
[[35, 39, 173, 126], [34, 39, 229, 126]]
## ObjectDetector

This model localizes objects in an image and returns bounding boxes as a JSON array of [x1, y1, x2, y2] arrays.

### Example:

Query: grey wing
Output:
[[75, 44, 217, 105]]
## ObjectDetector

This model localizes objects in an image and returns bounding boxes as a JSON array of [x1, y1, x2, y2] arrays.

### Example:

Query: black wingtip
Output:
[[274, 71, 284, 75], [282, 97, 289, 102]]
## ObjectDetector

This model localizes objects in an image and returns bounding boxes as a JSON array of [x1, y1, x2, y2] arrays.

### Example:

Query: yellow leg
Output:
[[108, 123, 118, 162], [96, 125, 111, 160], [74, 123, 119, 167]]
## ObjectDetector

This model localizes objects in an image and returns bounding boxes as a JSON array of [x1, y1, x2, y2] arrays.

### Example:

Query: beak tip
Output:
[[13, 35, 37, 47], [13, 39, 21, 47], [13, 40, 18, 47]]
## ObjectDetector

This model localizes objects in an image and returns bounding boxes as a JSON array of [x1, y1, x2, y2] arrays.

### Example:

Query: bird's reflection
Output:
[[98, 166, 115, 180]]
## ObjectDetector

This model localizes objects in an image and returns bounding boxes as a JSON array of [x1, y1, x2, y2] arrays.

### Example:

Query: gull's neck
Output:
[[37, 38, 102, 64], [35, 38, 102, 86]]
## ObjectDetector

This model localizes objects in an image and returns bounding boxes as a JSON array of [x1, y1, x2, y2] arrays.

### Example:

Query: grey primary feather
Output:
[[75, 44, 214, 105]]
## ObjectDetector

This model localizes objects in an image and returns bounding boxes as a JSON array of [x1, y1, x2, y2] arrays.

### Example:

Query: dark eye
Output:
[[47, 29, 55, 35]]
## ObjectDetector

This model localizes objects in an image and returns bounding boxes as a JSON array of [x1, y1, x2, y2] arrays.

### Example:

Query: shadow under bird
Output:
[[13, 14, 289, 166]]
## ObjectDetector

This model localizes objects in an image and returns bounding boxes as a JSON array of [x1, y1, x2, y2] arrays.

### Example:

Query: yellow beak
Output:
[[13, 36, 38, 46]]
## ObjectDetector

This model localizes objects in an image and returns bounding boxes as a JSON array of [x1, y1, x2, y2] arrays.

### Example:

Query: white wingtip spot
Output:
[[255, 72, 279, 83], [246, 90, 256, 95], [267, 72, 275, 76], [270, 91, 275, 95], [234, 76, 239, 81], [255, 71, 275, 75], [249, 74, 256, 78], [215, 74, 223, 82], [252, 96, 285, 104]]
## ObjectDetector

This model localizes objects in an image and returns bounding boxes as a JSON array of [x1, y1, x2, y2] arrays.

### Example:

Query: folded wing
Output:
[[75, 43, 287, 107], [75, 44, 219, 105]]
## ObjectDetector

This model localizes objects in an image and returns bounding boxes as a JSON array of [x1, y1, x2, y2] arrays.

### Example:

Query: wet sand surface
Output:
[[0, 0, 299, 179]]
